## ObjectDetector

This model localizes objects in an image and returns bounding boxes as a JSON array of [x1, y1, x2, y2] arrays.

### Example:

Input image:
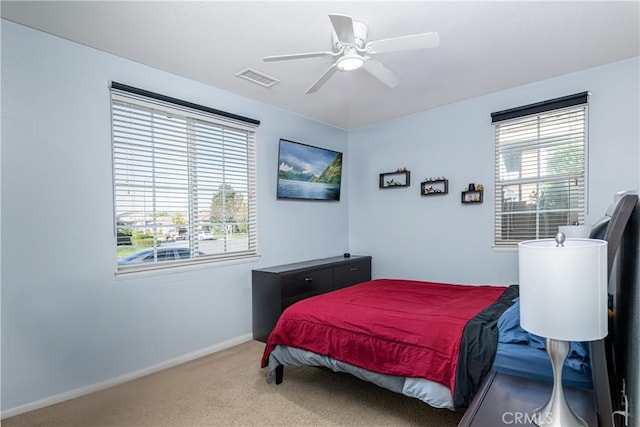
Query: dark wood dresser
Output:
[[251, 255, 372, 342]]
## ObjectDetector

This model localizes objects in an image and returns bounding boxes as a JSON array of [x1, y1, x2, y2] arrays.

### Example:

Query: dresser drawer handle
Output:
[[304, 277, 314, 282], [350, 267, 359, 271]]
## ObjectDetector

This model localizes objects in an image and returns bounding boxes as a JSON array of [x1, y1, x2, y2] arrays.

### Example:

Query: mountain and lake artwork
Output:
[[277, 139, 342, 201]]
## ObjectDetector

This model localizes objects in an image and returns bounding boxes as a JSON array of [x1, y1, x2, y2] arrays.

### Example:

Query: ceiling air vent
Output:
[[236, 68, 280, 88]]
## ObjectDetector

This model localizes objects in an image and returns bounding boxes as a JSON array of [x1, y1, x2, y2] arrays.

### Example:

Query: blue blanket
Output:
[[494, 297, 592, 389]]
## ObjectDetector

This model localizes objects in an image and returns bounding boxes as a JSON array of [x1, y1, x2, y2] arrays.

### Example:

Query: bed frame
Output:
[[590, 192, 638, 427], [618, 196, 640, 427]]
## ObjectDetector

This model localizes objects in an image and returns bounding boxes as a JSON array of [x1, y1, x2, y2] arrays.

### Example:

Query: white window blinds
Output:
[[111, 83, 259, 273], [492, 93, 588, 247]]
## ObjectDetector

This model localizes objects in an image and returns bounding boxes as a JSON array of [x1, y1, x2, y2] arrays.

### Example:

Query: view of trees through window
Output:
[[112, 89, 257, 269], [116, 183, 250, 262], [495, 104, 586, 246]]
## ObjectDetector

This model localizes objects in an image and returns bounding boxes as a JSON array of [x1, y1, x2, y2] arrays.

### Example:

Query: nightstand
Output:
[[458, 371, 597, 426]]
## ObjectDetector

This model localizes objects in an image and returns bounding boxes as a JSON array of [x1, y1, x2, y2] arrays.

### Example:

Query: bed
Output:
[[260, 192, 638, 417], [261, 279, 518, 408]]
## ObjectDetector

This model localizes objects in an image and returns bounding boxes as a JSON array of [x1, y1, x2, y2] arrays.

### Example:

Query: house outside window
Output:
[[111, 83, 259, 273], [492, 92, 588, 247]]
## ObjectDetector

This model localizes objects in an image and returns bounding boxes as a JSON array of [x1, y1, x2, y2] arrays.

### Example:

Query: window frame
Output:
[[492, 92, 589, 248], [110, 83, 260, 275]]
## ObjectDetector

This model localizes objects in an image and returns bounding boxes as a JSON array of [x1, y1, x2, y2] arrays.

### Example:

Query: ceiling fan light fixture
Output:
[[337, 54, 365, 71], [263, 13, 439, 93]]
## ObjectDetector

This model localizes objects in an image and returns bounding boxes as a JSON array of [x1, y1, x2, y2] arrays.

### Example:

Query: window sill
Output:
[[115, 254, 261, 280], [492, 246, 518, 253]]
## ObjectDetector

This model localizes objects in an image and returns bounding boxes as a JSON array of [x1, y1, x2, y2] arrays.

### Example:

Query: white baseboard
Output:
[[1, 334, 253, 419]]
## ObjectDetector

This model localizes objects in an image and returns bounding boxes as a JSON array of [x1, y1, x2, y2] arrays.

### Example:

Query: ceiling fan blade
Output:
[[263, 51, 335, 62], [363, 59, 400, 88], [306, 64, 338, 94], [329, 14, 355, 45], [368, 32, 439, 54]]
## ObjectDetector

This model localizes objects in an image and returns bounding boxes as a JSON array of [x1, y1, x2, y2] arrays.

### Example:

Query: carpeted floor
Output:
[[2, 340, 465, 426]]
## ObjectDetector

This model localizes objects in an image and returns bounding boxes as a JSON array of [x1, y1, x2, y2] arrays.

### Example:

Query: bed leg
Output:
[[275, 365, 284, 384]]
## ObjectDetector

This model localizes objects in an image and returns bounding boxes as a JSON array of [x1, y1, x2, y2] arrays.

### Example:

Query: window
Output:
[[492, 92, 588, 247], [111, 83, 259, 273]]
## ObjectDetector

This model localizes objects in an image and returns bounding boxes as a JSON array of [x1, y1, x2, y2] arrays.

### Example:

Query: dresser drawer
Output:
[[281, 268, 333, 299], [334, 260, 372, 290], [281, 292, 321, 312]]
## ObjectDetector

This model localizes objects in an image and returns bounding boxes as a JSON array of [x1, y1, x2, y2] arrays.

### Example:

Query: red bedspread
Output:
[[261, 279, 506, 393]]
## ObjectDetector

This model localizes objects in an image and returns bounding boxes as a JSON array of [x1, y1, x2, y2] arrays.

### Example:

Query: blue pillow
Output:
[[497, 298, 529, 344], [498, 298, 589, 360]]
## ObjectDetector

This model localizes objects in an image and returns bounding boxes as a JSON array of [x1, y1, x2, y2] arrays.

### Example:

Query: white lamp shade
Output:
[[518, 238, 608, 341], [558, 225, 592, 238]]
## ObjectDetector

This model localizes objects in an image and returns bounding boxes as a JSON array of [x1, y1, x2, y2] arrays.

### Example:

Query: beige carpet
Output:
[[2, 340, 464, 426]]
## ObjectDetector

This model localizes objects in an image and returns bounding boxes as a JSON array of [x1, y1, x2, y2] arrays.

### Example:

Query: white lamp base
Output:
[[532, 338, 588, 427]]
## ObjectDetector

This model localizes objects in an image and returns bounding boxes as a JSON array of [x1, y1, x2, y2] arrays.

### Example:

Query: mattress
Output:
[[266, 345, 455, 409]]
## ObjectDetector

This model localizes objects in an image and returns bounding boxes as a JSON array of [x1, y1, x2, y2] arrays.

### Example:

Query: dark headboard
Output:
[[589, 193, 638, 427], [616, 199, 639, 427]]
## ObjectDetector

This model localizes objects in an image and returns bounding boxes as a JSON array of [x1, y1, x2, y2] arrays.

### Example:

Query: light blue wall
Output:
[[1, 20, 348, 412], [348, 57, 639, 284]]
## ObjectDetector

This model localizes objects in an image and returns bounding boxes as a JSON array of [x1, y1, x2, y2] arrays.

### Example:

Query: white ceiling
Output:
[[2, 1, 639, 129]]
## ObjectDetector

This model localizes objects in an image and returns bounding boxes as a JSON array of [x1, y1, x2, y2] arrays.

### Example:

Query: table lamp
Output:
[[518, 233, 607, 427]]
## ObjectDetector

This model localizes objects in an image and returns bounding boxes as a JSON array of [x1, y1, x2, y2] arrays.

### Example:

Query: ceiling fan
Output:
[[263, 14, 439, 94]]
